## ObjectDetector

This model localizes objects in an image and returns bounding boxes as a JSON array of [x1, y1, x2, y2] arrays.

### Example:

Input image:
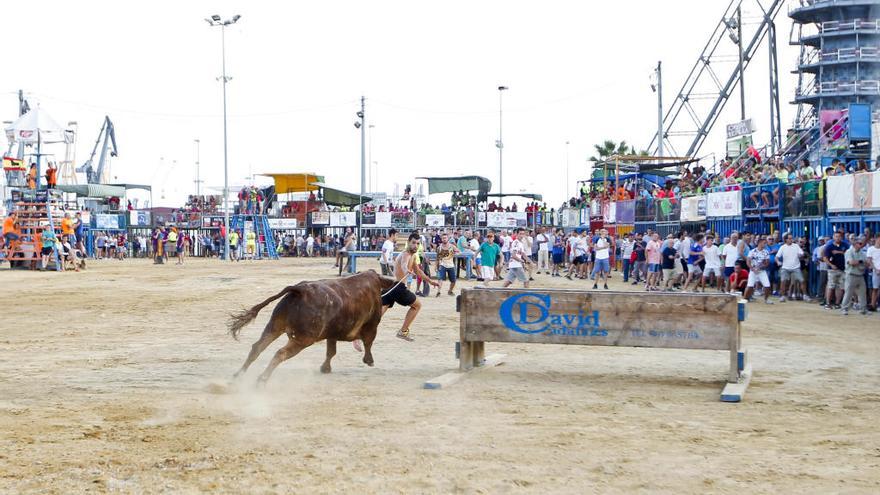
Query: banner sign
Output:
[[827, 171, 880, 212], [680, 196, 707, 222], [425, 214, 445, 227], [95, 214, 121, 230], [726, 118, 755, 139], [615, 200, 635, 224], [706, 190, 742, 217], [311, 211, 330, 225], [560, 208, 582, 227], [362, 211, 391, 228], [486, 211, 527, 228], [267, 218, 298, 230], [129, 210, 151, 227], [602, 202, 617, 224], [330, 211, 357, 227]]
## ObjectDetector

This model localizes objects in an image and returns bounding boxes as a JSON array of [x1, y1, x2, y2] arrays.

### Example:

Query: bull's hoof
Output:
[[363, 357, 374, 367], [320, 364, 332, 374]]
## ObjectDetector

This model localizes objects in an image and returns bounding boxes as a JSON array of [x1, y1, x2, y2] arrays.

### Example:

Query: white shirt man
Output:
[[536, 229, 550, 274], [306, 234, 315, 256], [776, 235, 806, 302], [702, 237, 722, 283], [380, 233, 396, 276]]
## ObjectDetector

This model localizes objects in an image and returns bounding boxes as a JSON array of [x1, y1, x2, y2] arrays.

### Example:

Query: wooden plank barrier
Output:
[[425, 287, 752, 402]]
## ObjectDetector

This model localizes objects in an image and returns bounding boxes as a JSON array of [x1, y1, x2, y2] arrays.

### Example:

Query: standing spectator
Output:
[[536, 227, 550, 275], [620, 233, 634, 283], [479, 231, 501, 286], [644, 232, 662, 291], [435, 233, 459, 296], [867, 236, 880, 312], [592, 229, 612, 290], [744, 237, 774, 304], [306, 232, 315, 257], [551, 234, 564, 278], [631, 233, 647, 284], [661, 235, 678, 290], [823, 231, 849, 309], [380, 229, 397, 276], [841, 237, 869, 315], [702, 235, 723, 291], [721, 233, 740, 293], [777, 233, 809, 302]]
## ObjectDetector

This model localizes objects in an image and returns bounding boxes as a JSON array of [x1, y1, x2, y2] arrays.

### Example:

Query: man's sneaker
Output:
[[603, 284, 609, 290], [779, 296, 787, 303], [592, 284, 598, 290], [860, 310, 868, 316], [764, 299, 774, 305], [824, 304, 833, 310], [803, 295, 811, 302], [840, 308, 849, 316]]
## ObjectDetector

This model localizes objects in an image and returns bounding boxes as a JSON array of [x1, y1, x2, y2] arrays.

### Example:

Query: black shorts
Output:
[[381, 282, 417, 308], [41, 246, 53, 256]]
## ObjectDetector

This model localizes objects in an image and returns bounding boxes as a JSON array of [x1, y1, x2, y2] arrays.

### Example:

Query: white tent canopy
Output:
[[4, 107, 71, 145]]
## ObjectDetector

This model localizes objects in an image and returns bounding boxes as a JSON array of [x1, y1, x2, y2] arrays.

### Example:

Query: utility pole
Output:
[[496, 85, 508, 206], [194, 139, 201, 196], [206, 14, 241, 261], [368, 124, 375, 193], [356, 97, 366, 249], [656, 61, 663, 158]]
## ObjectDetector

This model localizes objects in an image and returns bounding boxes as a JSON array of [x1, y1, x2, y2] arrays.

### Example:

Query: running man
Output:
[[381, 232, 440, 341], [435, 232, 459, 296], [502, 228, 530, 288]]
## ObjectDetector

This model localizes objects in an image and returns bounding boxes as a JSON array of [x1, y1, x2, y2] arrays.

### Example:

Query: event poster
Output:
[[706, 190, 742, 217], [311, 211, 330, 225], [95, 214, 120, 230], [680, 196, 707, 222], [425, 214, 445, 227], [486, 211, 527, 228], [129, 210, 150, 227], [267, 218, 298, 230], [330, 211, 357, 227], [826, 171, 880, 212]]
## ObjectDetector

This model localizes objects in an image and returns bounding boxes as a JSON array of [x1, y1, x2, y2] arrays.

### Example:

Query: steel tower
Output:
[[790, 0, 880, 128]]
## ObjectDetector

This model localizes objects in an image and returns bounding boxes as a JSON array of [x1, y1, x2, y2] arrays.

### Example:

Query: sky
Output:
[[2, 0, 799, 208]]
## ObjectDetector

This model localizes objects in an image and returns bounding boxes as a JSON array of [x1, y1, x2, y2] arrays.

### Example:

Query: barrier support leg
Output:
[[459, 341, 474, 371], [721, 349, 752, 403]]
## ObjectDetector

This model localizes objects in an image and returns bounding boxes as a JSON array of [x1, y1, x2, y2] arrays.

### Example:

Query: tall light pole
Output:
[[652, 61, 663, 158], [368, 124, 375, 193], [496, 85, 508, 206], [206, 13, 241, 261], [565, 140, 570, 200], [194, 138, 201, 196], [354, 97, 365, 249]]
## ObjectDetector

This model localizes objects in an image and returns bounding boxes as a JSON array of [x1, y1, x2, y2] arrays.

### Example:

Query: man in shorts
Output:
[[701, 235, 723, 292], [381, 232, 439, 341], [744, 237, 773, 304], [479, 231, 501, 286], [502, 228, 529, 288], [840, 236, 868, 316], [822, 231, 849, 309], [661, 235, 677, 290], [721, 232, 740, 293], [868, 236, 880, 312], [591, 229, 612, 290], [644, 232, 662, 291], [2, 212, 20, 261], [683, 233, 705, 292], [40, 227, 58, 270], [435, 232, 459, 296], [776, 233, 808, 302], [228, 229, 240, 262]]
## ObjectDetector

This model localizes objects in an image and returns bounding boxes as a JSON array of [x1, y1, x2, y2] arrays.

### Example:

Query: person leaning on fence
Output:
[[840, 236, 869, 316]]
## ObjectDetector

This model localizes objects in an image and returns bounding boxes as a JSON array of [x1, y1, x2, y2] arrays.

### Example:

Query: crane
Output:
[[76, 116, 118, 183]]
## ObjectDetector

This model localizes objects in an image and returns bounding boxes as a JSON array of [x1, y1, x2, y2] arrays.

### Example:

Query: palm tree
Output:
[[589, 140, 629, 163]]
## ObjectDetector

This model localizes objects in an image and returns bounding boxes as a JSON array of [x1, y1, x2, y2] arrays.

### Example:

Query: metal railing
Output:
[[783, 180, 825, 218]]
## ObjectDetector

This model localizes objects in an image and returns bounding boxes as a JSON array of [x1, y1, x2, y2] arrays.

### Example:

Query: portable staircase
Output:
[[229, 214, 278, 260], [1, 190, 63, 270]]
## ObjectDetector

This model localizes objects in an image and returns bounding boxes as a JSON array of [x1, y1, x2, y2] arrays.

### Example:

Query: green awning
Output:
[[418, 176, 492, 195], [310, 182, 371, 207], [56, 184, 127, 198]]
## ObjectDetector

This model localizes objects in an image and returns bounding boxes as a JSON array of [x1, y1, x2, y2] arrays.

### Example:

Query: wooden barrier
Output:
[[425, 287, 752, 402]]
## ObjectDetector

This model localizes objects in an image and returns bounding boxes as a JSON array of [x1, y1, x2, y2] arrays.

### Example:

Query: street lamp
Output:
[[354, 97, 366, 249], [205, 13, 241, 261], [496, 85, 508, 206]]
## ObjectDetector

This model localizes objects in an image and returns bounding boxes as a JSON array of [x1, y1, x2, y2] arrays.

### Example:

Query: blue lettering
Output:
[[499, 293, 551, 334]]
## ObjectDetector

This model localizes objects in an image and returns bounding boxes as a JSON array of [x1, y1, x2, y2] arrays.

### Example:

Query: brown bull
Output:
[[228, 270, 397, 384]]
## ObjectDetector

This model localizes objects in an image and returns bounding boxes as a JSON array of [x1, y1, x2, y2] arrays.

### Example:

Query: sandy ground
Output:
[[0, 256, 878, 494]]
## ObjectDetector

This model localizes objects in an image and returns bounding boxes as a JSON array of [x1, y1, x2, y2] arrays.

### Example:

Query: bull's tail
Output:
[[228, 285, 297, 340]]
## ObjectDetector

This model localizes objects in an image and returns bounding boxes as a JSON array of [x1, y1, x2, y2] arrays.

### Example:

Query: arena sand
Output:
[[0, 257, 878, 494]]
